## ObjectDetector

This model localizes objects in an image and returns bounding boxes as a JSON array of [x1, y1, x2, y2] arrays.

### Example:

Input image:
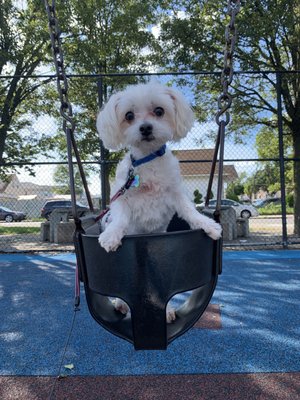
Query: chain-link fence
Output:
[[0, 71, 299, 251]]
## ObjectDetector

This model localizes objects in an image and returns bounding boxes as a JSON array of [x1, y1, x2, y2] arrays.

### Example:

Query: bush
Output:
[[193, 189, 203, 204], [226, 193, 239, 202], [226, 181, 244, 202], [286, 193, 294, 208], [258, 204, 293, 215]]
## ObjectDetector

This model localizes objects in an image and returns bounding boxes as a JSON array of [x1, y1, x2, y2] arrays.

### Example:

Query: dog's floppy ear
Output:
[[96, 93, 123, 150], [165, 87, 195, 141]]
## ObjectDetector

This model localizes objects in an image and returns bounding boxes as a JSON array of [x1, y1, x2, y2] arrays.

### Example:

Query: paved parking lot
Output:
[[249, 215, 294, 234]]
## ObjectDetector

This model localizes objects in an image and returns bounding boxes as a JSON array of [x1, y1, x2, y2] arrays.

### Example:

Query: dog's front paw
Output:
[[98, 230, 122, 252], [166, 304, 176, 323], [204, 220, 222, 240]]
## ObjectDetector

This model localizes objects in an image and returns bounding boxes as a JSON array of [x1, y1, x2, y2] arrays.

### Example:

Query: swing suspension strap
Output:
[[205, 0, 241, 221]]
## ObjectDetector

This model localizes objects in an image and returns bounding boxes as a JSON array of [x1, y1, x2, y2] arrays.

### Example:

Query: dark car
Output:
[[0, 206, 26, 222], [41, 200, 89, 220]]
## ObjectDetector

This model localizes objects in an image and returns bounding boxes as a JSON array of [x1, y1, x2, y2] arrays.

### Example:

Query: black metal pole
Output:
[[97, 77, 107, 210], [216, 121, 225, 216], [69, 130, 94, 213], [66, 127, 78, 221], [276, 72, 288, 248], [205, 126, 221, 208]]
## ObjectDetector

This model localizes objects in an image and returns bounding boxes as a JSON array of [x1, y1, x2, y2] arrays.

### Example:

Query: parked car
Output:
[[0, 206, 26, 222], [41, 200, 89, 220], [252, 198, 281, 208], [200, 199, 259, 219]]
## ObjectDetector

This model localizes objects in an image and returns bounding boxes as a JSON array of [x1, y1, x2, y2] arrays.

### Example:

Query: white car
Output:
[[200, 199, 259, 219]]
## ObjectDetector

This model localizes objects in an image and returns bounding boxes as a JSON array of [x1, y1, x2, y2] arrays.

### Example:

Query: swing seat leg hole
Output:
[[112, 298, 177, 323]]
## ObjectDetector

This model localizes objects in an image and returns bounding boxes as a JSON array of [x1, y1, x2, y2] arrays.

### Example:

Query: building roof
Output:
[[173, 149, 238, 180], [0, 175, 15, 193], [0, 174, 55, 196]]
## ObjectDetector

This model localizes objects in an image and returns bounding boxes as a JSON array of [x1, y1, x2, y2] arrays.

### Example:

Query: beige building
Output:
[[0, 175, 58, 218], [174, 149, 238, 202], [0, 174, 55, 200]]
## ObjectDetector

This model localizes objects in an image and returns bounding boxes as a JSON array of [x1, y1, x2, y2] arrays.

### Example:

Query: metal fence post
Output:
[[276, 72, 288, 248], [97, 76, 107, 210]]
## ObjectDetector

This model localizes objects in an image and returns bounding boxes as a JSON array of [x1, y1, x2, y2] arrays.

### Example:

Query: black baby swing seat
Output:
[[76, 217, 222, 350], [74, 120, 224, 350], [73, 119, 224, 350]]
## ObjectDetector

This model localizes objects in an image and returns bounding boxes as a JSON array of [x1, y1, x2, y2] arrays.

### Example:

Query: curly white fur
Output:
[[96, 82, 222, 322]]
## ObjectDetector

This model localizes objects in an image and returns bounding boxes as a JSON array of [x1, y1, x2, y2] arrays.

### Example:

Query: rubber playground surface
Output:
[[0, 250, 299, 399]]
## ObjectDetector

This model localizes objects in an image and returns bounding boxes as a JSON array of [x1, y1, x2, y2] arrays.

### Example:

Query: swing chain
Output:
[[216, 0, 241, 126], [44, 0, 75, 133]]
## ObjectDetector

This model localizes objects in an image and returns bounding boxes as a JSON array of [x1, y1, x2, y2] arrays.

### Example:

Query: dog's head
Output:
[[96, 82, 195, 151]]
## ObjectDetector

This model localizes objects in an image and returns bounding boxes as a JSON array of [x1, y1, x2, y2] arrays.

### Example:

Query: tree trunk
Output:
[[0, 67, 23, 161], [0, 121, 11, 163], [293, 130, 300, 236]]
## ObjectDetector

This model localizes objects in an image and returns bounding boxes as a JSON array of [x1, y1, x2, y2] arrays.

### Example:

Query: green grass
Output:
[[258, 204, 294, 215], [0, 226, 40, 235]]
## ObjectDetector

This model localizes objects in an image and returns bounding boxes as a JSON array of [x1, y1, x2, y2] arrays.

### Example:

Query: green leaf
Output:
[[64, 364, 74, 370]]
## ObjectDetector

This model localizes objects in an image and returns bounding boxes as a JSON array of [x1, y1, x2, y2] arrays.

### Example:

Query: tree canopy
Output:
[[0, 0, 53, 167], [53, 164, 90, 196], [0, 0, 164, 166]]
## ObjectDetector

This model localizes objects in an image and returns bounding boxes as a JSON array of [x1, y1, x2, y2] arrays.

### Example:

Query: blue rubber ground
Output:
[[0, 250, 299, 376]]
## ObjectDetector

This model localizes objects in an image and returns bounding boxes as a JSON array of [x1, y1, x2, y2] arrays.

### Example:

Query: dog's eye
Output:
[[125, 111, 135, 121], [154, 107, 165, 117]]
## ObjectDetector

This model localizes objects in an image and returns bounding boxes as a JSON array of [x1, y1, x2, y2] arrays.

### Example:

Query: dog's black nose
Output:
[[139, 123, 153, 136]]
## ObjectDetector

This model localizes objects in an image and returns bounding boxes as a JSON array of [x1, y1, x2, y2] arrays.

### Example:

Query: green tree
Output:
[[226, 181, 244, 202], [244, 167, 279, 199], [53, 164, 90, 196], [254, 125, 294, 194], [41, 0, 164, 158], [159, 0, 300, 234], [1, 0, 164, 203], [0, 0, 54, 168], [0, 0, 163, 160]]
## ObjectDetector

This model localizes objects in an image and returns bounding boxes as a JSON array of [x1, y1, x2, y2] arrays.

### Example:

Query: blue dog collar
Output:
[[130, 144, 167, 168]]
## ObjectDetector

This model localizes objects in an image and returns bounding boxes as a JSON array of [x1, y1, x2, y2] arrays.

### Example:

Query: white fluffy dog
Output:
[[96, 82, 222, 321]]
